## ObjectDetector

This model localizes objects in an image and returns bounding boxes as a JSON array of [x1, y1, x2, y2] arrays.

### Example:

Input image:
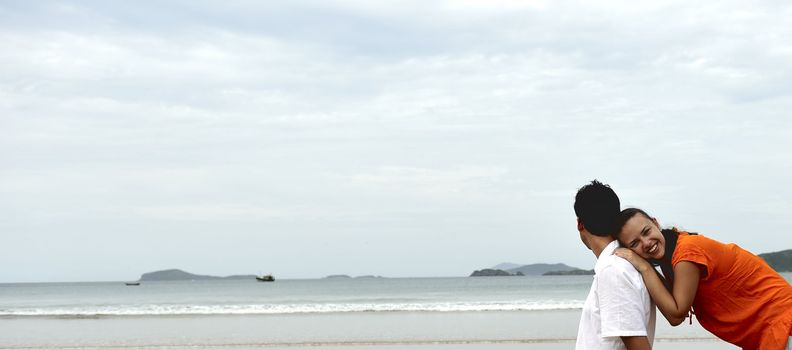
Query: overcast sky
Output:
[[2, 0, 791, 282]]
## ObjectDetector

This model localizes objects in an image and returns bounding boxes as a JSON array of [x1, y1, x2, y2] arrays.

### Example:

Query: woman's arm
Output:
[[621, 336, 651, 350], [613, 248, 700, 326]]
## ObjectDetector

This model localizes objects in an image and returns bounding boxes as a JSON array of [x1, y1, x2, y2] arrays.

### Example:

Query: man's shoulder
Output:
[[598, 254, 643, 279]]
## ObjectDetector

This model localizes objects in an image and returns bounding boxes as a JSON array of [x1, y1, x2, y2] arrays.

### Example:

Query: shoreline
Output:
[[0, 338, 732, 350], [0, 340, 735, 350], [0, 309, 587, 319], [0, 310, 737, 349]]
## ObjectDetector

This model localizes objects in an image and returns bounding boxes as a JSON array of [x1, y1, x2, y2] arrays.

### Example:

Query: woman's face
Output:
[[619, 214, 666, 260]]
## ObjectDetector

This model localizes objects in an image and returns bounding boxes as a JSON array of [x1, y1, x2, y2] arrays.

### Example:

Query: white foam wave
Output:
[[0, 301, 584, 316]]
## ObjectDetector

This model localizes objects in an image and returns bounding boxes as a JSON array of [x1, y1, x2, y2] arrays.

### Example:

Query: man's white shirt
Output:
[[575, 240, 656, 350]]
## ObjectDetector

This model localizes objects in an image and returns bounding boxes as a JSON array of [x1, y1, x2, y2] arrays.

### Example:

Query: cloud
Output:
[[2, 0, 792, 281]]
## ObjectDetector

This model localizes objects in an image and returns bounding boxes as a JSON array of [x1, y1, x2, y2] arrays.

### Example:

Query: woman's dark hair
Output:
[[616, 208, 695, 290]]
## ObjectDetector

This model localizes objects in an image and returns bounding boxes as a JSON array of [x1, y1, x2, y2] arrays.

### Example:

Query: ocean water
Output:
[[0, 276, 592, 317], [4, 275, 786, 349]]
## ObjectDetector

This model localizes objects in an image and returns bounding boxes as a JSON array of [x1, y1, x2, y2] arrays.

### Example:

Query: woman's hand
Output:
[[613, 247, 653, 273], [614, 249, 701, 327]]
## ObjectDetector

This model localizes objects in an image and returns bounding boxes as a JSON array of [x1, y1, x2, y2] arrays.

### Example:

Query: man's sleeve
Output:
[[597, 263, 649, 338]]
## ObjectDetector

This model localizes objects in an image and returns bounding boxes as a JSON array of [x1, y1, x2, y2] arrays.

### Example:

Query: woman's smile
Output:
[[619, 214, 665, 260], [647, 242, 658, 255]]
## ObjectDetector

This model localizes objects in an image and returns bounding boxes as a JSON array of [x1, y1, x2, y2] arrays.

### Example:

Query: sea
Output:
[[2, 274, 788, 349], [0, 276, 590, 317]]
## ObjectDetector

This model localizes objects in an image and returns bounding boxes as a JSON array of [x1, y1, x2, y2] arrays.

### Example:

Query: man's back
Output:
[[576, 240, 656, 350], [574, 180, 655, 349]]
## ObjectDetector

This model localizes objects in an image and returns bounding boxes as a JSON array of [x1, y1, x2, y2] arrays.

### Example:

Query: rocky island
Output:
[[138, 269, 257, 281], [470, 263, 582, 277], [470, 269, 524, 277], [543, 269, 594, 276]]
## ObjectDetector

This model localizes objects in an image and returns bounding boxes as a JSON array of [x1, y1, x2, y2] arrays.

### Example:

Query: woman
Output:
[[613, 208, 792, 350]]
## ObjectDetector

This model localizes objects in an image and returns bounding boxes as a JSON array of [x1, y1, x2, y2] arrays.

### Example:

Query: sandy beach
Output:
[[0, 310, 737, 350]]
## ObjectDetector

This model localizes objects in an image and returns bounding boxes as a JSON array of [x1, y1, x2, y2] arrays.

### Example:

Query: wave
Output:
[[0, 338, 724, 349], [0, 301, 584, 317]]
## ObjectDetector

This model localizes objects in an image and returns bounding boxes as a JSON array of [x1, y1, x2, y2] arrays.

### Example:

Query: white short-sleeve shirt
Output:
[[575, 240, 656, 350]]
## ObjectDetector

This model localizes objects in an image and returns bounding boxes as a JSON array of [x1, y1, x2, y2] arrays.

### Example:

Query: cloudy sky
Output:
[[2, 0, 791, 282]]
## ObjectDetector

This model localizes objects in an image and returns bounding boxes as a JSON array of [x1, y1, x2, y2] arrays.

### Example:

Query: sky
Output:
[[2, 0, 792, 282]]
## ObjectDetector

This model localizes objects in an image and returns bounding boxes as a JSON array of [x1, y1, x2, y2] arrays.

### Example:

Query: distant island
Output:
[[492, 263, 523, 270], [138, 250, 792, 282], [759, 249, 792, 272], [470, 269, 524, 277], [471, 263, 581, 277], [506, 263, 580, 275], [139, 269, 257, 281], [544, 269, 594, 276]]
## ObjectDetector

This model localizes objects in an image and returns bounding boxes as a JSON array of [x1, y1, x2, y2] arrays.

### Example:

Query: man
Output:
[[574, 180, 655, 350]]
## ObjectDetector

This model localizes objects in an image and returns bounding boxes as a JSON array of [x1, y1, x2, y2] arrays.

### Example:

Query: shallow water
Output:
[[0, 276, 593, 316]]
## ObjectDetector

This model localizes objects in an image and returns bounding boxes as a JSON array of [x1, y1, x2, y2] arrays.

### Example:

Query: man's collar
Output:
[[594, 240, 620, 272]]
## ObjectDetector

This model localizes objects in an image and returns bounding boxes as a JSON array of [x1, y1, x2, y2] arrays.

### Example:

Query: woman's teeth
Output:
[[648, 244, 657, 254]]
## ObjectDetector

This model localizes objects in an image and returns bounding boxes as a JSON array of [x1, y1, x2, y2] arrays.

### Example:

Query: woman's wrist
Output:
[[637, 261, 653, 274]]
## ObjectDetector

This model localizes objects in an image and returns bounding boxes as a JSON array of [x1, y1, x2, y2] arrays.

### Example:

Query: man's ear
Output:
[[577, 218, 584, 232]]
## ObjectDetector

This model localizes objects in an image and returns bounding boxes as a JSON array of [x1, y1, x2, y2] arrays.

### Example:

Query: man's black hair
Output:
[[574, 180, 620, 237]]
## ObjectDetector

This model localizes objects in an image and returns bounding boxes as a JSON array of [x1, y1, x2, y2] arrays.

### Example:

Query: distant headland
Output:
[[137, 249, 791, 281], [470, 269, 524, 277], [470, 263, 586, 277], [138, 269, 257, 281], [759, 249, 792, 272], [472, 248, 792, 277], [543, 269, 595, 276]]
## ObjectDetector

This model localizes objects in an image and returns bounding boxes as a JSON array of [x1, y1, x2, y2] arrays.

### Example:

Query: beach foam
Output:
[[0, 300, 584, 316]]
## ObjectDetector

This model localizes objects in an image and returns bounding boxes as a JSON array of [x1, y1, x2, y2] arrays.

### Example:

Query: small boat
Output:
[[125, 282, 141, 286], [256, 274, 274, 282]]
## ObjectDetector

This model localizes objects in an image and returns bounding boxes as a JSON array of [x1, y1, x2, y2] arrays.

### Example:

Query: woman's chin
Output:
[[640, 252, 663, 261]]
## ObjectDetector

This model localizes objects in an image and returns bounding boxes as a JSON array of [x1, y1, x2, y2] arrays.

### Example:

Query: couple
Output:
[[574, 180, 792, 350]]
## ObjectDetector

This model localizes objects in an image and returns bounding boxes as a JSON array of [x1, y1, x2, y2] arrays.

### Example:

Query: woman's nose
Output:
[[641, 237, 651, 249]]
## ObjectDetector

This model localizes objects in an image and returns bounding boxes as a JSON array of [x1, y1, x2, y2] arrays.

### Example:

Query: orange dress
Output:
[[672, 232, 792, 350]]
